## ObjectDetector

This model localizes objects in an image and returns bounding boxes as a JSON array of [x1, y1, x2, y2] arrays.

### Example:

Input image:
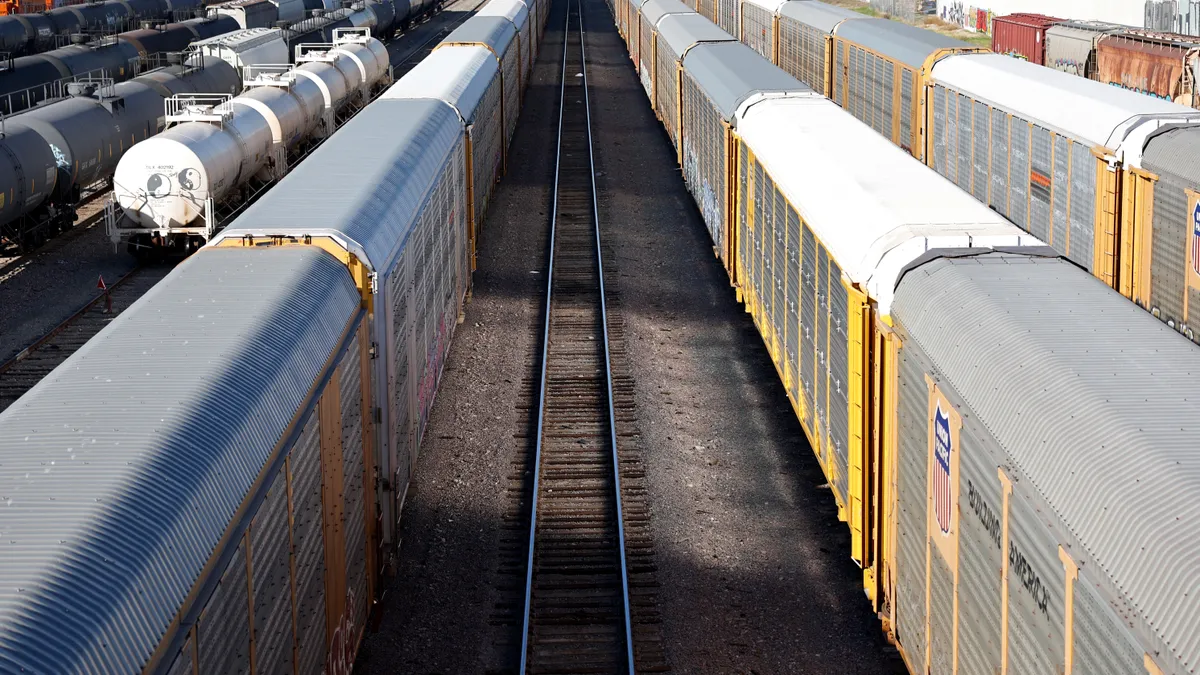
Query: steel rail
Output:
[[518, 0, 635, 670]]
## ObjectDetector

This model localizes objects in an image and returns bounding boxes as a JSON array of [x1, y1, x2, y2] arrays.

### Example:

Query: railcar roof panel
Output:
[[682, 41, 809, 119], [0, 246, 359, 674], [834, 17, 970, 69], [385, 44, 499, 124], [656, 13, 735, 58]]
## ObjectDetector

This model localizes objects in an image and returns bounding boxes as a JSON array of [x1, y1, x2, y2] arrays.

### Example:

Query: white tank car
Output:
[[110, 29, 389, 248]]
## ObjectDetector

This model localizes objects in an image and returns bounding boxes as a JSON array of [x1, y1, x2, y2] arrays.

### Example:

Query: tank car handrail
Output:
[[164, 91, 231, 123], [242, 62, 294, 87], [0, 63, 107, 113]]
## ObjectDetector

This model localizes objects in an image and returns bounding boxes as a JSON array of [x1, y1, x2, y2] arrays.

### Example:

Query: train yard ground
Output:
[[354, 0, 906, 670], [0, 0, 483, 368]]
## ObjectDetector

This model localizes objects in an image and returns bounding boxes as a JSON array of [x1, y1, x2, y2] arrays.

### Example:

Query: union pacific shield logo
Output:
[[932, 403, 953, 535], [1192, 201, 1200, 277], [1188, 189, 1200, 291], [926, 376, 962, 565]]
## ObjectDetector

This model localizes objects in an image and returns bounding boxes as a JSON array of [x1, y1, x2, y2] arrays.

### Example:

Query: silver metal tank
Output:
[[0, 55, 238, 232], [112, 33, 388, 233]]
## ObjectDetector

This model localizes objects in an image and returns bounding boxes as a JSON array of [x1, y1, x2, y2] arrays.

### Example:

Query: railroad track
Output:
[[0, 264, 170, 413], [513, 1, 665, 671]]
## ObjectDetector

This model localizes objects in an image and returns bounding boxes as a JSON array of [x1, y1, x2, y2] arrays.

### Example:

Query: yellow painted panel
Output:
[[845, 278, 869, 565]]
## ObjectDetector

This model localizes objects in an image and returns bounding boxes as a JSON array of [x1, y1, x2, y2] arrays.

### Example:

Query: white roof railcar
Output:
[[734, 93, 1038, 316]]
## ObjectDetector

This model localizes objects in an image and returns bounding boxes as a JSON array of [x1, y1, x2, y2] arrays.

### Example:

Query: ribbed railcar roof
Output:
[[681, 41, 809, 119], [474, 0, 529, 31], [1143, 124, 1200, 185], [213, 97, 463, 275], [778, 0, 862, 32], [440, 14, 517, 54], [656, 12, 735, 58], [892, 252, 1200, 674], [640, 0, 691, 27], [384, 44, 498, 124], [0, 246, 359, 673], [835, 17, 970, 69]]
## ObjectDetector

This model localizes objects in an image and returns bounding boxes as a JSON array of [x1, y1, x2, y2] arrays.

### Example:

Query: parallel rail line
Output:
[[516, 2, 663, 671]]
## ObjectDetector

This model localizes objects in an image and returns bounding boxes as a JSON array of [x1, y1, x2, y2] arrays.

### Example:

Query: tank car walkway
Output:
[[355, 0, 905, 670]]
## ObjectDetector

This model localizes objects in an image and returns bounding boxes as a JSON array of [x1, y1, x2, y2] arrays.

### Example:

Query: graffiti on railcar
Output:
[[327, 589, 359, 675]]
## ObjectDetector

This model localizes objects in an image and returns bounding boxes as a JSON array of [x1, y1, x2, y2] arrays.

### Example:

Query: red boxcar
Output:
[[992, 13, 1064, 65]]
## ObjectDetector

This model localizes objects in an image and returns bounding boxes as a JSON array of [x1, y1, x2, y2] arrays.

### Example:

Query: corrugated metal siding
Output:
[[955, 93, 971, 194], [164, 635, 194, 675], [0, 246, 359, 674], [472, 74, 505, 234], [339, 333, 369, 637], [682, 69, 727, 250], [971, 100, 988, 203], [681, 41, 807, 120], [741, 3, 773, 60], [1068, 141, 1095, 270], [1144, 125, 1200, 339], [814, 246, 829, 460], [990, 107, 1009, 218], [198, 541, 251, 672], [640, 12, 655, 96], [931, 84, 947, 176], [384, 45, 496, 123], [772, 188, 786, 363], [657, 40, 681, 147], [1029, 127, 1052, 242], [1052, 134, 1069, 252], [785, 206, 800, 403], [1006, 486, 1066, 675], [1074, 579, 1146, 674], [892, 252, 1200, 674], [827, 261, 848, 505], [893, 343, 928, 675], [715, 0, 737, 36], [834, 18, 970, 70], [957, 420, 1003, 675], [928, 551, 953, 675], [800, 222, 817, 427], [251, 467, 295, 674], [777, 14, 825, 95], [291, 413, 328, 675], [1010, 121, 1030, 229]]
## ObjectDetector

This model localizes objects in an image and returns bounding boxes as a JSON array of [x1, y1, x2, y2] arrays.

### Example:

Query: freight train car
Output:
[[610, 5, 1200, 674], [1044, 19, 1124, 79], [0, 0, 547, 668], [0, 0, 204, 55], [1095, 29, 1200, 106], [633, 0, 690, 102], [650, 11, 731, 154], [0, 14, 238, 114], [0, 53, 239, 250], [109, 29, 392, 253], [438, 15, 523, 145], [989, 12, 1061, 65], [700, 0, 1200, 345]]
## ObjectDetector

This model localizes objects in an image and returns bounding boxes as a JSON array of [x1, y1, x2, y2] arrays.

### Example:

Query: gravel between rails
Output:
[[580, 0, 908, 671]]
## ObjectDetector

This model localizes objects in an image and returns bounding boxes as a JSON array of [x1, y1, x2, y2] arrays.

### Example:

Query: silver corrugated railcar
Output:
[[679, 40, 807, 269], [926, 53, 1200, 312], [476, 0, 534, 90], [209, 94, 470, 554], [653, 12, 734, 158], [438, 16, 522, 145], [888, 250, 1200, 675], [1138, 125, 1200, 341], [636, 0, 691, 102], [384, 44, 504, 271], [736, 0, 784, 61], [0, 245, 378, 673], [774, 0, 861, 96], [830, 18, 977, 159], [1044, 19, 1125, 79], [623, 0, 650, 53]]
